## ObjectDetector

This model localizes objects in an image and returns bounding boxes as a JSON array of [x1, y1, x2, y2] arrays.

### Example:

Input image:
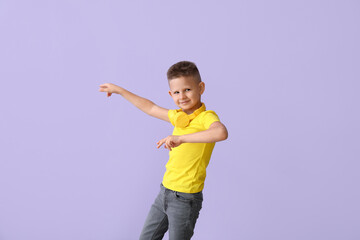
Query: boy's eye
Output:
[[185, 89, 191, 92], [174, 91, 179, 94]]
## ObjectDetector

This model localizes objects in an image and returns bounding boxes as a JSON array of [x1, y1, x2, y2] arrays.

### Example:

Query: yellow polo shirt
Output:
[[162, 107, 220, 193]]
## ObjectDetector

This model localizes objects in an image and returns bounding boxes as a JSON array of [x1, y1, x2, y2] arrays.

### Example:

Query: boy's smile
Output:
[[168, 76, 205, 114]]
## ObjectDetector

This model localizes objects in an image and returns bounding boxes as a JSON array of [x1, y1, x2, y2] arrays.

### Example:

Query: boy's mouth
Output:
[[179, 100, 190, 105]]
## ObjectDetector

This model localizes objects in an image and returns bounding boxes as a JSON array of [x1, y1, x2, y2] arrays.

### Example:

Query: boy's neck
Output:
[[183, 101, 203, 115]]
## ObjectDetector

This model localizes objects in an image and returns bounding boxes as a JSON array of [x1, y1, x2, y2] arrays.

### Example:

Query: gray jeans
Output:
[[139, 183, 203, 240]]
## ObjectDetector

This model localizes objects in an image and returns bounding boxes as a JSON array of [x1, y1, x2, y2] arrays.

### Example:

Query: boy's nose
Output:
[[179, 92, 186, 99]]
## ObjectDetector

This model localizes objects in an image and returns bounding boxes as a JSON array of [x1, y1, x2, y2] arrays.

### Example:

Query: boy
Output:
[[99, 61, 228, 239]]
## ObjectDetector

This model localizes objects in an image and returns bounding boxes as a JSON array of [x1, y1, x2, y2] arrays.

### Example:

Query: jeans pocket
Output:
[[174, 192, 193, 203], [174, 191, 203, 204]]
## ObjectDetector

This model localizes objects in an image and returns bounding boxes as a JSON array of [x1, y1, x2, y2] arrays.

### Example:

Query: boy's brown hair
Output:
[[167, 61, 202, 83]]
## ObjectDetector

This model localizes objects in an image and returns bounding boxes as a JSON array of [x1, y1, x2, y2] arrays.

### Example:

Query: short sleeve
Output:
[[200, 110, 220, 129], [168, 109, 177, 126]]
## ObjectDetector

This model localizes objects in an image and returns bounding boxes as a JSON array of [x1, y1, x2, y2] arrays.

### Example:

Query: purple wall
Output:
[[1, 1, 359, 239]]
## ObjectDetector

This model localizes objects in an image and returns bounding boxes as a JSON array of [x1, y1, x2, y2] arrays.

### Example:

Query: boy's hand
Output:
[[157, 135, 182, 151], [99, 83, 120, 97]]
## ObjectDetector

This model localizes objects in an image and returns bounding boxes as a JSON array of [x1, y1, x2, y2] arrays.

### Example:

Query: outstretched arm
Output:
[[99, 83, 169, 122], [157, 121, 228, 150]]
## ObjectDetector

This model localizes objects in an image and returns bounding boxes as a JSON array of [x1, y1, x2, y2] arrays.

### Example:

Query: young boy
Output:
[[99, 61, 228, 240]]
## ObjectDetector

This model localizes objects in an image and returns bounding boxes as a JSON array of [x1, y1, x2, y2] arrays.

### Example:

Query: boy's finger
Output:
[[166, 143, 172, 151], [157, 140, 164, 148]]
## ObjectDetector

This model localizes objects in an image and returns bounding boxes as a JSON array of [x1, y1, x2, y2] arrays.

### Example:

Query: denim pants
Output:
[[139, 183, 203, 240]]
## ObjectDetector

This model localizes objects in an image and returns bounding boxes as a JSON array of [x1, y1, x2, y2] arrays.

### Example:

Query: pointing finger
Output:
[[157, 140, 164, 149]]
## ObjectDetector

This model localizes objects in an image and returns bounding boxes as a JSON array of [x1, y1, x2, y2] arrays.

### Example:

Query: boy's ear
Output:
[[168, 90, 172, 97], [199, 82, 205, 95]]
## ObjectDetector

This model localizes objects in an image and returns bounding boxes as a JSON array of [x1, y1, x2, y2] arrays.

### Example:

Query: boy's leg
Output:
[[166, 190, 203, 240], [139, 185, 169, 240]]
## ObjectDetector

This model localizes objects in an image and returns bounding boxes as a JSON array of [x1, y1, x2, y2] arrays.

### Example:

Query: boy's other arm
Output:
[[99, 83, 170, 122], [181, 121, 228, 143], [157, 121, 228, 150]]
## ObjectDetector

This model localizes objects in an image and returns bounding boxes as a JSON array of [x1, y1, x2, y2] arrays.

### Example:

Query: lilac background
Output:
[[0, 1, 359, 239]]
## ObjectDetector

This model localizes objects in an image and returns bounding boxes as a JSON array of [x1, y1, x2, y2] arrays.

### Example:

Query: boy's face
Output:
[[168, 76, 205, 114]]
